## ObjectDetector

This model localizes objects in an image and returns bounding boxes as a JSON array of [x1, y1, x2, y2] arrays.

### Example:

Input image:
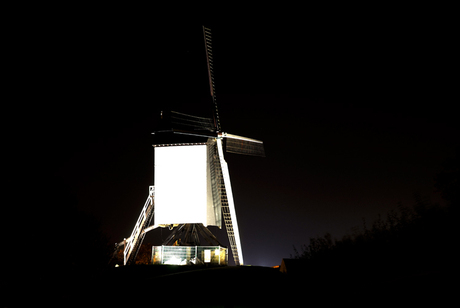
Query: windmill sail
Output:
[[170, 111, 215, 132], [203, 26, 221, 132], [212, 137, 244, 265], [224, 133, 265, 157]]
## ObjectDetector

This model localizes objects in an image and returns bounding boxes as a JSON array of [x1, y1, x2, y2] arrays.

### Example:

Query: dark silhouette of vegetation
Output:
[[292, 152, 459, 286], [293, 197, 455, 281]]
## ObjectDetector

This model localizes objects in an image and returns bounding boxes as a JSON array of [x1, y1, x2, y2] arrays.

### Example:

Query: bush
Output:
[[292, 196, 456, 282]]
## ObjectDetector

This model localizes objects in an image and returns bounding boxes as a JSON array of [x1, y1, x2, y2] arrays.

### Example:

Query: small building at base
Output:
[[152, 246, 228, 266]]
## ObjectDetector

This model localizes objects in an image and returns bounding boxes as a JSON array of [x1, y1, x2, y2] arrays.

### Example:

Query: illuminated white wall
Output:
[[154, 145, 219, 226]]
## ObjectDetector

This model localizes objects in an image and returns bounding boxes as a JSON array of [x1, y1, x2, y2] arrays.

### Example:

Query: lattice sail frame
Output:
[[203, 26, 221, 132], [208, 137, 244, 265]]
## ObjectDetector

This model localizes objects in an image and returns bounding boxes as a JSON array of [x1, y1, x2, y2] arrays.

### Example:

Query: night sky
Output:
[[33, 16, 458, 266]]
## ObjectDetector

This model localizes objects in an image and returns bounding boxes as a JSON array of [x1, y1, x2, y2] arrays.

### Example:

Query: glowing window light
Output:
[[204, 250, 211, 263], [164, 256, 185, 265]]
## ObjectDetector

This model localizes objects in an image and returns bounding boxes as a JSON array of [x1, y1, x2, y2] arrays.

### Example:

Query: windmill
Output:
[[116, 26, 264, 266]]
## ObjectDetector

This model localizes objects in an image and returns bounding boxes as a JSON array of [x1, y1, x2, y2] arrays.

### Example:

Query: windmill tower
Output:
[[118, 26, 264, 266]]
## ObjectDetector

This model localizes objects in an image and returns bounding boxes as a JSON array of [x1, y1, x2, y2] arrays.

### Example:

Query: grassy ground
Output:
[[5, 264, 453, 307]]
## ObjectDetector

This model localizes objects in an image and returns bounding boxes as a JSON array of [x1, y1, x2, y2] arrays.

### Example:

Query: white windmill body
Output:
[[117, 27, 264, 266], [154, 143, 221, 229]]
